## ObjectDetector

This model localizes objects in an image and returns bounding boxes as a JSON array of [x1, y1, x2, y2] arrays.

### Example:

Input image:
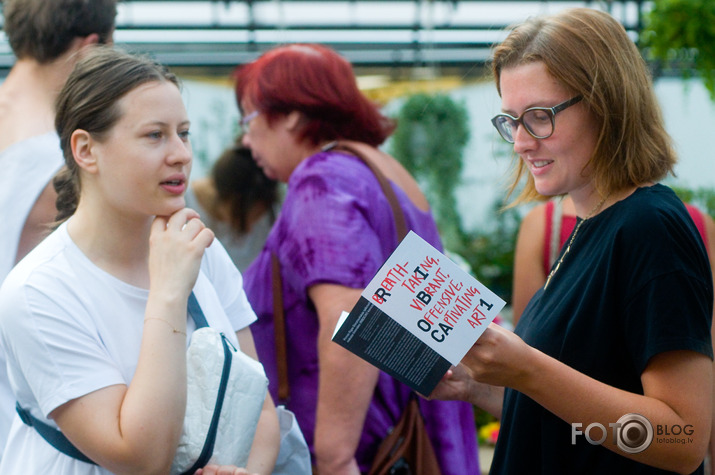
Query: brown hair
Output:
[[491, 8, 676, 204], [3, 0, 116, 62], [211, 144, 278, 233], [53, 47, 180, 223]]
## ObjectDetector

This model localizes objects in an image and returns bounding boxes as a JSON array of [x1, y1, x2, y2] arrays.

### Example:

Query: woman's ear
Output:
[[284, 111, 305, 132], [70, 130, 99, 174]]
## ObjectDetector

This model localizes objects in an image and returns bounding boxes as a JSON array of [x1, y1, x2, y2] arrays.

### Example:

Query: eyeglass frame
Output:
[[491, 96, 583, 143], [240, 110, 260, 134]]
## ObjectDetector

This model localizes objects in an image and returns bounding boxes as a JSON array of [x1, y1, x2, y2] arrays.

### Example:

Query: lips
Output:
[[524, 158, 554, 176], [160, 176, 186, 194]]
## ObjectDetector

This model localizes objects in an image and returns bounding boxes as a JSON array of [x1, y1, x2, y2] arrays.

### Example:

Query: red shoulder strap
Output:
[[685, 204, 709, 253]]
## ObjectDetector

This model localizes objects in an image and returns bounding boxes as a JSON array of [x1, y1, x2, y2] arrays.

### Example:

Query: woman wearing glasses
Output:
[[431, 8, 713, 474], [235, 44, 480, 475]]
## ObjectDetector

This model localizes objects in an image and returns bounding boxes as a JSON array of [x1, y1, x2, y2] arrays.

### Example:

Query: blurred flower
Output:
[[478, 421, 500, 446]]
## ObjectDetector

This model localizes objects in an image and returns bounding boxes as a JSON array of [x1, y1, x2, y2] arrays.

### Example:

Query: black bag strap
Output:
[[15, 403, 95, 464], [17, 291, 230, 474], [187, 291, 209, 328], [180, 291, 233, 474]]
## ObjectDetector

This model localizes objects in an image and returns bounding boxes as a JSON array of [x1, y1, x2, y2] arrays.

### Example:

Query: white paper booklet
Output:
[[332, 231, 505, 395]]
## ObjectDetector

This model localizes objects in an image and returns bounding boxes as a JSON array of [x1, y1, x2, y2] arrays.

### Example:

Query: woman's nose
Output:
[[512, 124, 538, 154], [168, 134, 192, 165]]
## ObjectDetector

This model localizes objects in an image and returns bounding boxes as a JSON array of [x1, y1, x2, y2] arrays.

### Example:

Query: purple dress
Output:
[[244, 149, 479, 474]]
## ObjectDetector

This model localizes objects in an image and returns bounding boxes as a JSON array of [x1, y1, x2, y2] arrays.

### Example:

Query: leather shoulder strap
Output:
[[271, 253, 290, 401], [329, 140, 408, 242]]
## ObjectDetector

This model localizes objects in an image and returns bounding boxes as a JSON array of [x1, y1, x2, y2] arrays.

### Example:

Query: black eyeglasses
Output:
[[491, 96, 583, 143]]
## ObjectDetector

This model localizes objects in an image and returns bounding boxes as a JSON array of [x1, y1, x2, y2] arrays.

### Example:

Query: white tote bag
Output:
[[171, 295, 269, 474]]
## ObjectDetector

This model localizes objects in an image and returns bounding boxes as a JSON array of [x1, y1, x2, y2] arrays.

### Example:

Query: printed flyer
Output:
[[332, 231, 505, 395]]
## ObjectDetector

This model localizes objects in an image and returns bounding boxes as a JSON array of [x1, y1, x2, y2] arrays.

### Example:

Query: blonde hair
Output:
[[491, 8, 676, 204]]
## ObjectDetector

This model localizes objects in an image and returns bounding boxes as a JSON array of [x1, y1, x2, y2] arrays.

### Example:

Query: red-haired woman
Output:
[[236, 44, 479, 475]]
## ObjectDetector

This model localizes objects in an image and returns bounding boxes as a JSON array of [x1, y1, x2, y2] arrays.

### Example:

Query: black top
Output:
[[492, 184, 713, 475]]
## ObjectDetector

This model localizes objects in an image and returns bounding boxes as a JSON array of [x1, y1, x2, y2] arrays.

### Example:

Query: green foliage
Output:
[[390, 92, 519, 304], [390, 93, 470, 251], [642, 0, 715, 99], [460, 199, 521, 304], [671, 185, 715, 217], [474, 406, 497, 428]]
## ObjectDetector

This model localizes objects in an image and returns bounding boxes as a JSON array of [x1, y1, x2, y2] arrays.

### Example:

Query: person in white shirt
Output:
[[0, 47, 279, 474]]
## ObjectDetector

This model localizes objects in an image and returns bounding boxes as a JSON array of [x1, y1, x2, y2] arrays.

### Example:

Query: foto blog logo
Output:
[[572, 413, 654, 454]]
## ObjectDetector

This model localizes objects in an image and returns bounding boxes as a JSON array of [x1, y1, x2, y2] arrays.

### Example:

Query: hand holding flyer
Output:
[[332, 231, 506, 395]]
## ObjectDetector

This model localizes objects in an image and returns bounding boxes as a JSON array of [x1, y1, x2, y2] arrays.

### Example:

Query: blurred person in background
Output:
[[0, 0, 117, 457], [186, 142, 279, 273]]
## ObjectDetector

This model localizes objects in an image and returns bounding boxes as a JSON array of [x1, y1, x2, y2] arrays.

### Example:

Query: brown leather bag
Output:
[[367, 394, 443, 475], [272, 140, 442, 475]]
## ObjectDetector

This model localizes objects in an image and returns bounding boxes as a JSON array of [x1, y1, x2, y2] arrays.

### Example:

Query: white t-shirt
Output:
[[0, 221, 257, 474], [0, 132, 64, 455]]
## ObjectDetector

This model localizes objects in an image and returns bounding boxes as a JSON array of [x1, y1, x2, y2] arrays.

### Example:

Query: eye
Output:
[[178, 130, 190, 141], [147, 131, 163, 140], [528, 109, 552, 123]]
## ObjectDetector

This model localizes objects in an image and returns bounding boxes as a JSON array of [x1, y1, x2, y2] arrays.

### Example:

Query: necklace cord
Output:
[[544, 193, 610, 289]]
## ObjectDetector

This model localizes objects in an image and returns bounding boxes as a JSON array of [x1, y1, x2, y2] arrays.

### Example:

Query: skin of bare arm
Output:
[[427, 364, 504, 419], [463, 323, 712, 474], [236, 327, 280, 475], [511, 203, 547, 324], [196, 466, 255, 475], [309, 283, 378, 475]]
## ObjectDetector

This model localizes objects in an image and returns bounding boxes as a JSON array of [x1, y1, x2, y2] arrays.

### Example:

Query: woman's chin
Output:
[[533, 181, 565, 198], [158, 200, 187, 217]]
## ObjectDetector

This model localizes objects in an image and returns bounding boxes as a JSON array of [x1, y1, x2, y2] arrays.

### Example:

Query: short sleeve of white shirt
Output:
[[0, 223, 257, 474]]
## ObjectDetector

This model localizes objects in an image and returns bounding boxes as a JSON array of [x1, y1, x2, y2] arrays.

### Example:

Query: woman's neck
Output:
[[570, 185, 639, 218], [67, 206, 153, 289]]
